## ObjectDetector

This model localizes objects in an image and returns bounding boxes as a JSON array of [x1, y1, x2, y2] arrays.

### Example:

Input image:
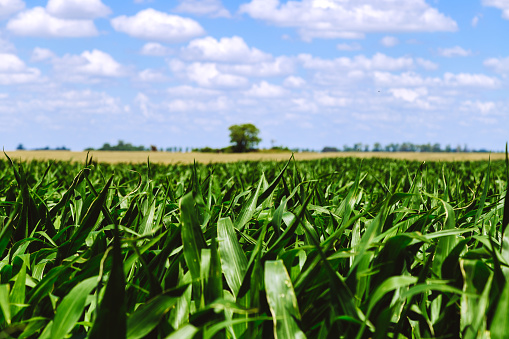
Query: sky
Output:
[[0, 0, 508, 151]]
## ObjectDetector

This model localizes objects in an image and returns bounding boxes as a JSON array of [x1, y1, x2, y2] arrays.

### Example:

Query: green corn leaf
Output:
[[0, 284, 11, 325], [9, 261, 26, 318], [218, 217, 248, 298], [58, 176, 114, 260], [264, 260, 306, 339], [164, 324, 198, 339], [126, 294, 181, 339], [51, 276, 98, 339], [235, 173, 264, 231], [180, 192, 207, 303], [89, 217, 127, 339], [491, 277, 509, 339]]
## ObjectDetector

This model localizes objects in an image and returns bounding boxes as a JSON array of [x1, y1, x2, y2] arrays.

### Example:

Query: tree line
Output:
[[322, 142, 489, 153]]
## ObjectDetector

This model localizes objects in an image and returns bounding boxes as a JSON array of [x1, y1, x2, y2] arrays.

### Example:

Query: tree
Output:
[[229, 123, 261, 153]]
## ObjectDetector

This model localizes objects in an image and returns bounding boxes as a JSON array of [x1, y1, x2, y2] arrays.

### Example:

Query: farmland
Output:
[[0, 153, 508, 338], [4, 150, 508, 164]]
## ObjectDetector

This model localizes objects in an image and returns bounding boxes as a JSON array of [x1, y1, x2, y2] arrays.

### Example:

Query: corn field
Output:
[[0, 152, 508, 338]]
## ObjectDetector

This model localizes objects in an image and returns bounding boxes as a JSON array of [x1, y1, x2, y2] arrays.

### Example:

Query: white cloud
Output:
[[31, 47, 56, 62], [136, 69, 168, 82], [7, 7, 98, 37], [164, 96, 231, 112], [472, 14, 482, 27], [483, 0, 509, 20], [53, 49, 126, 81], [167, 85, 221, 97], [140, 42, 173, 56], [443, 72, 500, 88], [181, 36, 272, 63], [239, 0, 457, 41], [299, 53, 414, 71], [461, 100, 496, 115], [135, 92, 162, 120], [111, 8, 205, 43], [174, 0, 230, 18], [283, 75, 306, 88], [0, 34, 15, 53], [484, 56, 509, 73], [380, 36, 399, 47], [389, 87, 427, 102], [336, 42, 361, 51], [437, 46, 472, 57], [0, 0, 24, 19], [0, 53, 41, 85], [244, 81, 288, 98], [374, 71, 500, 88], [28, 90, 125, 114], [183, 62, 249, 87], [416, 58, 438, 70], [314, 90, 349, 107], [46, 0, 111, 20], [219, 56, 295, 77]]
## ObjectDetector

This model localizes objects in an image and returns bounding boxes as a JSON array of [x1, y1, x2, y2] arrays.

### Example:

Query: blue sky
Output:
[[0, 0, 508, 151]]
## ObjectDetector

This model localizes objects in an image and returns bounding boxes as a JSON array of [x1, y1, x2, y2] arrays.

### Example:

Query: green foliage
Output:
[[88, 140, 147, 151], [0, 154, 508, 338], [229, 123, 261, 153]]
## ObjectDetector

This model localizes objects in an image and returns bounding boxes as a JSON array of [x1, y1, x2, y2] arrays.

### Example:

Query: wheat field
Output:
[[4, 150, 505, 164]]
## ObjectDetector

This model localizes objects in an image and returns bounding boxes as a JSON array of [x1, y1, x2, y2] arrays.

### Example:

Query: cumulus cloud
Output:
[[174, 0, 230, 18], [219, 56, 295, 77], [389, 87, 427, 102], [380, 36, 399, 47], [484, 56, 509, 73], [111, 8, 205, 43], [0, 34, 15, 53], [336, 42, 362, 51], [0, 0, 24, 19], [181, 36, 272, 63], [374, 71, 500, 88], [173, 61, 249, 88], [437, 46, 472, 57], [7, 7, 98, 37], [298, 53, 414, 71], [472, 14, 482, 27], [416, 58, 438, 70], [135, 92, 162, 120], [28, 90, 126, 114], [53, 49, 127, 82], [140, 42, 173, 56], [46, 0, 111, 20], [244, 81, 288, 97], [283, 75, 306, 87], [483, 0, 509, 19], [313, 90, 349, 107], [166, 85, 221, 97], [239, 0, 457, 41], [164, 96, 231, 112], [31, 47, 56, 62], [0, 53, 41, 85], [136, 69, 168, 82], [461, 100, 496, 115]]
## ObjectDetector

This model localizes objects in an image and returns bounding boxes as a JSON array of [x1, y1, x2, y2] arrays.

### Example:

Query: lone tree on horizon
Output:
[[229, 123, 261, 153]]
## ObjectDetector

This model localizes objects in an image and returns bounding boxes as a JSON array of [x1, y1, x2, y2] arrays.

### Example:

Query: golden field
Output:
[[3, 150, 506, 164]]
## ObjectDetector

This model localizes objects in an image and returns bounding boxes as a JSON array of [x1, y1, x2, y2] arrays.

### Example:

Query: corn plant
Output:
[[0, 151, 508, 338]]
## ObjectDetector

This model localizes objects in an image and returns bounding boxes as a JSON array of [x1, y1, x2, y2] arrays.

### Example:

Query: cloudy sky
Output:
[[0, 0, 508, 151]]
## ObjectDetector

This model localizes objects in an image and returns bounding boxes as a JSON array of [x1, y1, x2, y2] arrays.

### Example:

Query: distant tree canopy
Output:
[[229, 123, 261, 153], [87, 140, 146, 151], [321, 142, 484, 153]]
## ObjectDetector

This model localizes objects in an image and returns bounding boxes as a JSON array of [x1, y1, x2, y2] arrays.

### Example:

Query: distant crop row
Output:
[[0, 154, 508, 338]]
